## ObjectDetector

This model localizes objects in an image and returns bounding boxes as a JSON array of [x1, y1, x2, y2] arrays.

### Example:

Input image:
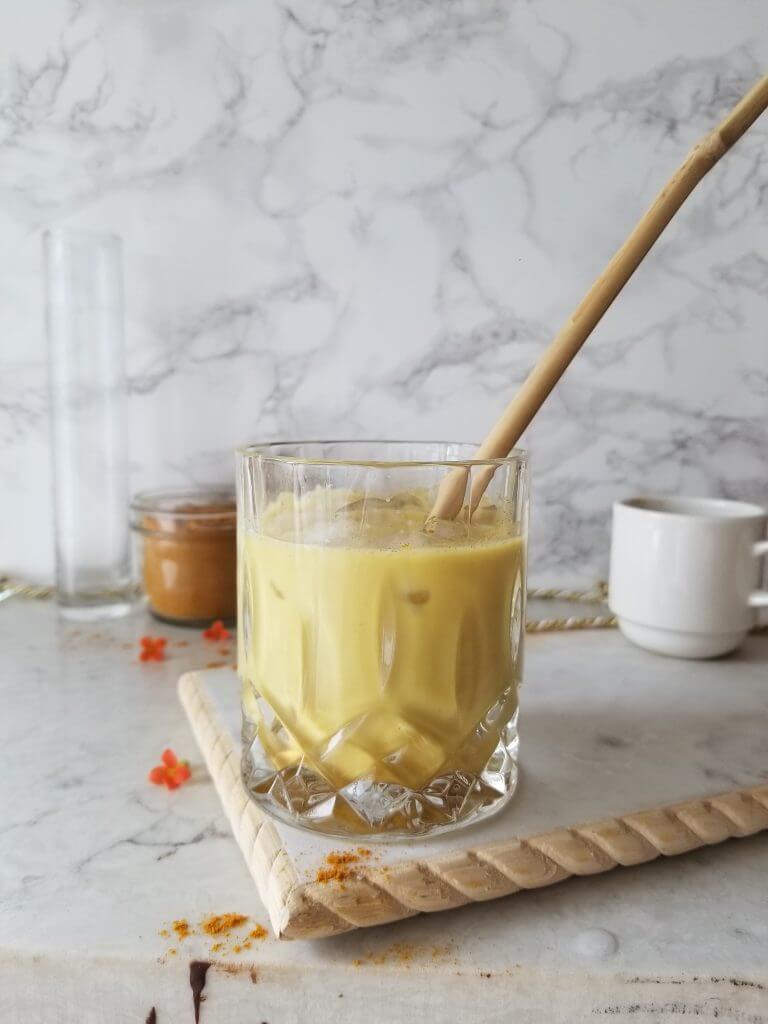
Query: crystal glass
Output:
[[44, 229, 133, 619], [238, 441, 528, 838]]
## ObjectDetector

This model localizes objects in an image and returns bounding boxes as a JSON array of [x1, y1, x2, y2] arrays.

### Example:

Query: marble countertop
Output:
[[1, 600, 767, 1023]]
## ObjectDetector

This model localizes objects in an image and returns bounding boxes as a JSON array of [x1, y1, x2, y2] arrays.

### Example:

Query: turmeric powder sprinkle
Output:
[[172, 919, 192, 940], [315, 847, 373, 884], [352, 942, 452, 968], [327, 852, 358, 866], [200, 913, 249, 936], [160, 913, 266, 955]]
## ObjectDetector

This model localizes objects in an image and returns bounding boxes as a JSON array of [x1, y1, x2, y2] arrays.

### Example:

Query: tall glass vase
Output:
[[43, 229, 133, 618]]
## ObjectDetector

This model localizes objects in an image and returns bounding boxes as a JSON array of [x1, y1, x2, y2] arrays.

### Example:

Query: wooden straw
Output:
[[430, 73, 768, 521]]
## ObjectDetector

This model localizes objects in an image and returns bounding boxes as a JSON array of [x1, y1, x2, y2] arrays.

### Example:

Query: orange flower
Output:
[[140, 636, 167, 662], [203, 620, 231, 642], [148, 749, 191, 790]]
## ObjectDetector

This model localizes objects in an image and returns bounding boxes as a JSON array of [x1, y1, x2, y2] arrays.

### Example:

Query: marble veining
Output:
[[0, 1, 766, 584]]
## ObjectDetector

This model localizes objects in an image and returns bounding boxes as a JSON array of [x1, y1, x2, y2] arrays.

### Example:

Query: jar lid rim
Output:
[[130, 487, 236, 520]]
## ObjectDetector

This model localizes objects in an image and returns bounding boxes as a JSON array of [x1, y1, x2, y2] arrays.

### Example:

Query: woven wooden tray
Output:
[[178, 631, 768, 940]]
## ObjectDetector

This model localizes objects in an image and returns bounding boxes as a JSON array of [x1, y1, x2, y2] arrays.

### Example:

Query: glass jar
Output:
[[130, 488, 236, 626], [238, 441, 528, 838]]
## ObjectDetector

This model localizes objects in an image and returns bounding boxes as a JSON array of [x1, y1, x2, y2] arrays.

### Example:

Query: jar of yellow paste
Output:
[[130, 488, 236, 626]]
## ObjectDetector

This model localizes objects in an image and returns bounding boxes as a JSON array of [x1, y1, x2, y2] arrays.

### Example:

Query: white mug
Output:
[[609, 496, 768, 659]]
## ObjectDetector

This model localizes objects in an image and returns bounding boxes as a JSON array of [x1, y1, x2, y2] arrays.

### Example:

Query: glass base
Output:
[[58, 599, 135, 622], [148, 608, 236, 629], [241, 708, 519, 840]]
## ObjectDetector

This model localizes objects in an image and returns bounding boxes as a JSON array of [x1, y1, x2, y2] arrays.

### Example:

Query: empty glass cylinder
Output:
[[44, 229, 133, 618]]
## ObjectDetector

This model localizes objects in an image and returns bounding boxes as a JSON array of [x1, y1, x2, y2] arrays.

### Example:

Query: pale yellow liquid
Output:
[[240, 491, 525, 792]]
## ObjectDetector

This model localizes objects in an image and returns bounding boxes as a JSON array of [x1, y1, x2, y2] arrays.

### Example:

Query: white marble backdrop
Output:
[[1, 0, 766, 583]]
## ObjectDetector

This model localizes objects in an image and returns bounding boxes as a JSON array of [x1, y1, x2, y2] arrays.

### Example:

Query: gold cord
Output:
[[525, 580, 613, 631], [526, 614, 617, 633], [527, 581, 608, 604], [0, 577, 55, 600], [2, 574, 765, 635]]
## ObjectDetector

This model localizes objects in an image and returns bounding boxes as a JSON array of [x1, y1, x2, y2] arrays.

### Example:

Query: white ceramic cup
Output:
[[609, 496, 768, 659]]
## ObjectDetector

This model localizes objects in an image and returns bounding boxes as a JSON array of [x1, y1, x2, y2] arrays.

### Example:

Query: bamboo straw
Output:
[[430, 73, 768, 522]]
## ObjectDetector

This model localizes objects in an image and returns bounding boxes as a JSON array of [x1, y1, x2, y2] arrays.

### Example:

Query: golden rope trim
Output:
[[526, 579, 615, 631], [4, 579, 613, 603], [0, 577, 55, 600], [0, 577, 139, 601], [3, 577, 610, 598], [526, 614, 617, 633], [4, 575, 766, 636], [527, 582, 609, 603]]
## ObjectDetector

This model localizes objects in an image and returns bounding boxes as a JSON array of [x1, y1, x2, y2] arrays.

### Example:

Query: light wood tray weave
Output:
[[178, 655, 768, 941]]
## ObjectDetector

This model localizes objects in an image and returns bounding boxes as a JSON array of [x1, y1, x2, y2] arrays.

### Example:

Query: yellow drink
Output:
[[240, 490, 525, 792]]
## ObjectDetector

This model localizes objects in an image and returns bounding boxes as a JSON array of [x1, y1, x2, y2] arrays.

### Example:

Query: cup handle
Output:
[[748, 541, 768, 608]]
